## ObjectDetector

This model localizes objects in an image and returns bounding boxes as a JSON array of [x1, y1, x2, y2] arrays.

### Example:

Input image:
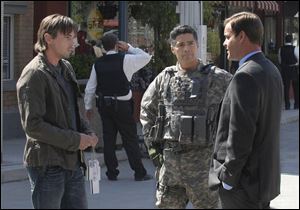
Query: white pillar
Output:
[[179, 1, 207, 64], [179, 1, 199, 27], [197, 25, 207, 64]]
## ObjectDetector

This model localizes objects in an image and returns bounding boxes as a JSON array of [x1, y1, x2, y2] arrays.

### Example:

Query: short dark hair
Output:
[[285, 34, 293, 43], [34, 14, 78, 53], [169, 25, 198, 46], [224, 12, 264, 46], [101, 33, 118, 51]]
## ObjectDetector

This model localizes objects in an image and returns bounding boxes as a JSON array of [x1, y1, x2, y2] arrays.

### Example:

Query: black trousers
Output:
[[218, 186, 270, 209], [98, 98, 146, 178]]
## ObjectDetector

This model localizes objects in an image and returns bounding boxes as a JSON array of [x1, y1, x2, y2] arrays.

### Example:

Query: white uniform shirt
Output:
[[93, 46, 103, 58], [84, 44, 152, 110]]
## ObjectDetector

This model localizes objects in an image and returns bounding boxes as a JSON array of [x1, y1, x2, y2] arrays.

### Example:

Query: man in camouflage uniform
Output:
[[140, 25, 232, 208]]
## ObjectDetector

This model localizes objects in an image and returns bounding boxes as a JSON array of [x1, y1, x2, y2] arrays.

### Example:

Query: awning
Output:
[[212, 1, 254, 9], [212, 1, 279, 12], [227, 1, 254, 8], [256, 1, 279, 12]]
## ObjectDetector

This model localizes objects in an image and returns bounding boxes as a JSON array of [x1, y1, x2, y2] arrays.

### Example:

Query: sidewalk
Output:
[[1, 109, 298, 183]]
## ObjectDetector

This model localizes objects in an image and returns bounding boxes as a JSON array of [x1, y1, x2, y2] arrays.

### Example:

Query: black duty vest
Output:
[[95, 53, 130, 96], [280, 45, 297, 65]]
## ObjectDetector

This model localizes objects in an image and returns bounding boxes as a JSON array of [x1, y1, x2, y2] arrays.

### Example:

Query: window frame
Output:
[[3, 15, 14, 81]]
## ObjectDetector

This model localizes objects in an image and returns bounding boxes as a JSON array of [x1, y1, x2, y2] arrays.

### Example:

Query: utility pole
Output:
[[119, 1, 128, 42]]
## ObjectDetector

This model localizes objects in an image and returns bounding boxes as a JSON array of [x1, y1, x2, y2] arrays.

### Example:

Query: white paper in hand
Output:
[[87, 159, 101, 194]]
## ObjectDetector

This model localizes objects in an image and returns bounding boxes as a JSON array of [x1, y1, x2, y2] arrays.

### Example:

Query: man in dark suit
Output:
[[209, 12, 283, 209]]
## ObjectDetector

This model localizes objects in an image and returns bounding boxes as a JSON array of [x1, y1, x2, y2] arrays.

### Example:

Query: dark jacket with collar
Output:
[[209, 52, 283, 202], [17, 53, 93, 170]]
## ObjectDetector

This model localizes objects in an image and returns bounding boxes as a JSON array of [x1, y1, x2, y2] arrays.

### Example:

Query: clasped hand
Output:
[[79, 133, 98, 150]]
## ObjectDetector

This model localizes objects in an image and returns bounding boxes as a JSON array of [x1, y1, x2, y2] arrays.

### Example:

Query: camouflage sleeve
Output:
[[140, 70, 166, 147], [213, 66, 233, 93], [206, 67, 233, 143]]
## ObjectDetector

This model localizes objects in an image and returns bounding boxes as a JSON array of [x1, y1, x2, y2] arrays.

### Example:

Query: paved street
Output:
[[270, 121, 299, 209], [1, 121, 299, 209]]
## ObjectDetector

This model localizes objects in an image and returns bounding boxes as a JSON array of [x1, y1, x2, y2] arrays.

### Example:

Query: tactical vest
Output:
[[95, 53, 130, 97], [160, 64, 213, 146], [280, 45, 297, 65]]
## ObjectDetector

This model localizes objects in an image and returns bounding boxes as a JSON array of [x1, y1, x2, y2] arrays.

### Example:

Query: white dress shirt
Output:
[[84, 44, 152, 110], [238, 50, 261, 68]]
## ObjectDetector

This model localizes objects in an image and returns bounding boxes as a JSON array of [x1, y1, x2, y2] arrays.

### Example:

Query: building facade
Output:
[[1, 1, 298, 140]]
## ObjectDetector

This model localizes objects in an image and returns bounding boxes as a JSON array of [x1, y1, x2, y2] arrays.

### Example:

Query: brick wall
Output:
[[3, 91, 18, 110], [14, 1, 34, 80], [4, 2, 34, 111]]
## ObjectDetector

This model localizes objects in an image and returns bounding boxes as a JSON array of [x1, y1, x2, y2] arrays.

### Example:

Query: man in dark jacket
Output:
[[16, 14, 98, 209], [209, 12, 283, 209]]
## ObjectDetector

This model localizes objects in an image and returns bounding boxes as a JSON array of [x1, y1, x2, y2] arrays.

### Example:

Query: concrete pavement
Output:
[[2, 109, 298, 183]]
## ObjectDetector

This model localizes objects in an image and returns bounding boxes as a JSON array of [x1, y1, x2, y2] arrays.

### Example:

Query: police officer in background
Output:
[[278, 34, 299, 110], [140, 25, 232, 209], [84, 33, 153, 181]]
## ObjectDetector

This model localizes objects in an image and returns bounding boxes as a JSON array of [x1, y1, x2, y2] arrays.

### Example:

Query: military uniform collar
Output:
[[176, 59, 204, 75]]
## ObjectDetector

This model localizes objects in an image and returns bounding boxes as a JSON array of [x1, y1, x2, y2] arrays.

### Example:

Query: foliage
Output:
[[71, 1, 92, 24], [207, 29, 220, 62], [68, 54, 96, 79], [203, 1, 215, 28], [204, 2, 222, 65], [129, 1, 179, 75]]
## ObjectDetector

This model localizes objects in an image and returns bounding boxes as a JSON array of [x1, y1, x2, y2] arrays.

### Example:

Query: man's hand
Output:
[[79, 133, 99, 150], [117, 41, 129, 52], [85, 109, 93, 122], [89, 133, 99, 147]]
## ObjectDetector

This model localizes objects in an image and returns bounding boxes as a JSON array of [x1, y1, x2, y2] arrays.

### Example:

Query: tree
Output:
[[129, 1, 179, 75]]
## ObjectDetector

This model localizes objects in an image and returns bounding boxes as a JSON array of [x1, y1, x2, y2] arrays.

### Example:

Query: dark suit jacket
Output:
[[209, 52, 283, 202]]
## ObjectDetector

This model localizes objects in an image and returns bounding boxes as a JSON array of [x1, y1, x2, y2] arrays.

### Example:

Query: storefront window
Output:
[[284, 16, 299, 46], [284, 2, 299, 46], [3, 16, 13, 80], [127, 2, 155, 93], [264, 16, 277, 55], [2, 16, 10, 79], [69, 1, 119, 79], [128, 4, 154, 50], [70, 1, 119, 42]]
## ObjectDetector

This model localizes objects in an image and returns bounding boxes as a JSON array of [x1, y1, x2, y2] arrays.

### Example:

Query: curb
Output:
[[1, 164, 28, 183], [1, 150, 128, 183], [280, 115, 299, 125]]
